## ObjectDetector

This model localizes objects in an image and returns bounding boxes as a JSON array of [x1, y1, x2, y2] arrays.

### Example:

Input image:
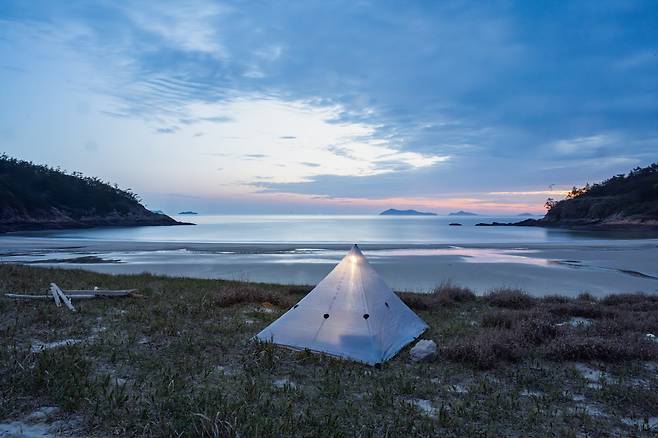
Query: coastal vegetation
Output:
[[542, 163, 658, 228], [0, 155, 185, 232], [1, 265, 657, 436]]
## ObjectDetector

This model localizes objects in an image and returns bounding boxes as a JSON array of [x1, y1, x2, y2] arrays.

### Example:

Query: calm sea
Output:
[[7, 215, 658, 295], [26, 214, 620, 244]]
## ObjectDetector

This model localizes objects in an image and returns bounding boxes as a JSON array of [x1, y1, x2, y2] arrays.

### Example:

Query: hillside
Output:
[[0, 155, 188, 232], [540, 163, 658, 228]]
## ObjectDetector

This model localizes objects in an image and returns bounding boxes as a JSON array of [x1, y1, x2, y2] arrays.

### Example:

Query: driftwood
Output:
[[50, 286, 61, 307], [4, 283, 140, 311], [51, 283, 75, 312]]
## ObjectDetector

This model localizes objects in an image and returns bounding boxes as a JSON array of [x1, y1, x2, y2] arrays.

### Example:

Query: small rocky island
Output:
[[0, 155, 191, 232], [178, 211, 199, 215], [379, 208, 437, 216], [448, 210, 479, 216]]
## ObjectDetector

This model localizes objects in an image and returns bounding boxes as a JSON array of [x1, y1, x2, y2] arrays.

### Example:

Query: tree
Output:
[[545, 197, 558, 211]]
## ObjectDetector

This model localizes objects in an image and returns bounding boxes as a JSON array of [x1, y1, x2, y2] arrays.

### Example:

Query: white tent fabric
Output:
[[256, 244, 428, 365]]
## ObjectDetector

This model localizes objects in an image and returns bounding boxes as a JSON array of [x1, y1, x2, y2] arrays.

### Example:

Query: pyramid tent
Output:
[[256, 245, 428, 365]]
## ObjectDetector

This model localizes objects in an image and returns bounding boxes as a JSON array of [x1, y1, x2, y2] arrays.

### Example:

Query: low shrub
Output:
[[585, 311, 658, 336], [543, 334, 658, 362], [441, 329, 527, 369], [576, 292, 597, 302], [485, 288, 536, 310], [546, 303, 604, 319], [213, 285, 295, 308], [541, 295, 573, 304], [398, 282, 475, 310], [600, 293, 658, 306], [480, 310, 518, 329]]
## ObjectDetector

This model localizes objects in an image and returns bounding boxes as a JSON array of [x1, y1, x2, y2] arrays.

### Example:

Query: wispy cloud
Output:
[[156, 127, 178, 134], [551, 134, 617, 156], [1, 1, 657, 212], [488, 190, 570, 196]]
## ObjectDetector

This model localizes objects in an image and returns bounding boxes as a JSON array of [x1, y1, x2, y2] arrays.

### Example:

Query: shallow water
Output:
[[4, 215, 658, 296], [18, 214, 639, 244]]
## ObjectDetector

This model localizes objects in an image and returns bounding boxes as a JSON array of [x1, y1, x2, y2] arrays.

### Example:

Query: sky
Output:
[[1, 1, 656, 215]]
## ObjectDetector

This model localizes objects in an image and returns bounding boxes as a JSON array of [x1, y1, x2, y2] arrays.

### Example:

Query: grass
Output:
[[1, 264, 657, 436]]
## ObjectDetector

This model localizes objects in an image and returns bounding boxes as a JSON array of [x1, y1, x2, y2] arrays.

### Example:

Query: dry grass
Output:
[[484, 288, 537, 310], [1, 264, 658, 436], [399, 281, 476, 310]]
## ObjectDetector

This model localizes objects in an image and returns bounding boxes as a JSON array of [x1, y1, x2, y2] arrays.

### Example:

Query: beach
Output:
[[1, 214, 657, 297]]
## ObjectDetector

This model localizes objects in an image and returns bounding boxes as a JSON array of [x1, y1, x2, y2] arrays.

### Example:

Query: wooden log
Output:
[[5, 294, 52, 300], [50, 284, 62, 307], [65, 289, 137, 297], [51, 283, 76, 312], [5, 293, 98, 300], [5, 288, 139, 300]]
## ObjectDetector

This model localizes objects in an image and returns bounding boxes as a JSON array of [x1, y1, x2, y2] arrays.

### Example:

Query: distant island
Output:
[[448, 210, 479, 216], [517, 213, 536, 217], [477, 163, 658, 230], [178, 211, 199, 215], [379, 208, 437, 216], [0, 155, 192, 233]]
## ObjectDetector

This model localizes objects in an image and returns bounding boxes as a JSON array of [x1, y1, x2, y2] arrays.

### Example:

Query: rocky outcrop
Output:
[[0, 205, 186, 233], [0, 155, 191, 233]]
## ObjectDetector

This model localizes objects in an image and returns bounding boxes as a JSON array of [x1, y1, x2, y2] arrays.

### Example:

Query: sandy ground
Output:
[[1, 236, 657, 296]]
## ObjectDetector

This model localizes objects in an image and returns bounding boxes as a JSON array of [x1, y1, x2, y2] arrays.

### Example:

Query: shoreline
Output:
[[1, 235, 657, 297], [476, 218, 658, 233]]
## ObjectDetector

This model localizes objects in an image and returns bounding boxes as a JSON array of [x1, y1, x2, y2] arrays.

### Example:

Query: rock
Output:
[[26, 406, 58, 423], [556, 317, 593, 328], [621, 416, 658, 429], [448, 384, 468, 394], [404, 399, 437, 417], [273, 378, 297, 389], [409, 339, 437, 362], [31, 339, 82, 353]]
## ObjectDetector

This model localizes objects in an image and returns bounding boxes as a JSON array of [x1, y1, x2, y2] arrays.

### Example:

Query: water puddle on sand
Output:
[[553, 260, 658, 280], [366, 247, 552, 267]]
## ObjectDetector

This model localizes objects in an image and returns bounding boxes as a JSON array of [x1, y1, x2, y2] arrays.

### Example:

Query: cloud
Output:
[[1, 1, 657, 212], [115, 0, 230, 58], [551, 134, 617, 156], [180, 115, 233, 125], [488, 190, 570, 196]]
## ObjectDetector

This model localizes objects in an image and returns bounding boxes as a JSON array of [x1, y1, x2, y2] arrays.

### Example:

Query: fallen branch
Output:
[[51, 283, 75, 312], [5, 287, 140, 302]]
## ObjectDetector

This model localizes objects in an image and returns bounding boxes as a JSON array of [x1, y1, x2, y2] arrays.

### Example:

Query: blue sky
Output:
[[1, 1, 656, 214]]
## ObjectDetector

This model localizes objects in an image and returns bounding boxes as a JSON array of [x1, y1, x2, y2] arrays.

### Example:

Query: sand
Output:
[[1, 235, 657, 297]]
